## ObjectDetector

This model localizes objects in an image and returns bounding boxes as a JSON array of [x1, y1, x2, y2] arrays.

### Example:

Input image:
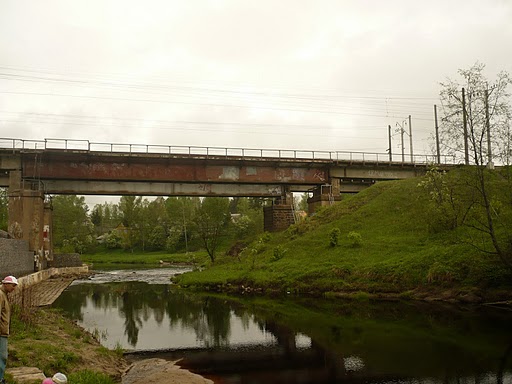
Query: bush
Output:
[[329, 228, 341, 247], [347, 231, 363, 248], [272, 246, 287, 261]]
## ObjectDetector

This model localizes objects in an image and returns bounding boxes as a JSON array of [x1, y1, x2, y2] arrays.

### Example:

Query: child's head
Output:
[[42, 379, 54, 384]]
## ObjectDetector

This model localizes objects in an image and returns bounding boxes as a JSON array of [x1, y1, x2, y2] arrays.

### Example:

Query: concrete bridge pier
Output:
[[307, 179, 342, 215], [7, 171, 53, 270], [263, 186, 295, 232]]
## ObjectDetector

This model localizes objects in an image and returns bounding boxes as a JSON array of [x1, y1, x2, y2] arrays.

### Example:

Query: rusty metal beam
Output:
[[40, 180, 288, 197], [21, 152, 329, 185]]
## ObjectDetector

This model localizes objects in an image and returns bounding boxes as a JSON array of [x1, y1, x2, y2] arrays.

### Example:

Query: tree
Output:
[[294, 193, 309, 212], [439, 62, 511, 166], [91, 202, 122, 236], [52, 195, 94, 253], [438, 63, 512, 269], [165, 197, 200, 252], [194, 197, 230, 263], [118, 196, 143, 251]]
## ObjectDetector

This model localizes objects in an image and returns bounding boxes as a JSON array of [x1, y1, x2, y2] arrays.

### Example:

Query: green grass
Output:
[[173, 173, 512, 299], [9, 307, 126, 383], [68, 370, 117, 384], [81, 248, 210, 267]]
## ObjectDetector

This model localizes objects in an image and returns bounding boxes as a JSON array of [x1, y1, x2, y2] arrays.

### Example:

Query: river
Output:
[[52, 266, 512, 384]]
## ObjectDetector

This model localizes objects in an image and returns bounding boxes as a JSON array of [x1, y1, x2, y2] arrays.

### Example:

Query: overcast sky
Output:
[[1, 0, 511, 205]]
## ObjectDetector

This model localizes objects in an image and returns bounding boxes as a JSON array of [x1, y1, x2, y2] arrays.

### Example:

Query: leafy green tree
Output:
[[91, 202, 122, 236], [194, 197, 230, 262], [52, 195, 94, 253], [230, 198, 264, 238], [165, 197, 200, 252], [294, 193, 309, 212], [118, 196, 143, 251], [147, 224, 167, 250]]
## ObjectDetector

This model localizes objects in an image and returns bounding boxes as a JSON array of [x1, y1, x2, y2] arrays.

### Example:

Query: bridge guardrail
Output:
[[0, 137, 455, 165]]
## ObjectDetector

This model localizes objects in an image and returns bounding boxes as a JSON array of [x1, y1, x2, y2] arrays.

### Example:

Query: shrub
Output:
[[329, 228, 341, 247], [272, 246, 287, 261], [347, 231, 363, 248]]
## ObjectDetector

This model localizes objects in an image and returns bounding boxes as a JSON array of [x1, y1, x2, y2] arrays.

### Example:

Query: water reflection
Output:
[[53, 282, 281, 350], [52, 276, 512, 384]]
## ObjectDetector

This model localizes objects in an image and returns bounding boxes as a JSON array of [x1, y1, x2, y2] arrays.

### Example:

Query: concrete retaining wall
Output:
[[16, 265, 89, 289], [0, 238, 34, 278], [49, 253, 83, 268]]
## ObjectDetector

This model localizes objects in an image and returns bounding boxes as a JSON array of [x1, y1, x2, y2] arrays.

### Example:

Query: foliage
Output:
[[271, 246, 287, 261], [194, 197, 231, 263], [147, 224, 167, 250], [294, 192, 309, 212], [438, 64, 512, 270], [52, 195, 94, 253], [329, 228, 340, 247], [104, 232, 122, 249], [174, 172, 512, 297], [347, 231, 362, 248]]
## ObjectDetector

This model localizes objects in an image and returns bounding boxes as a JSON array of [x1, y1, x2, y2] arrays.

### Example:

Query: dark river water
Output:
[[52, 266, 512, 384]]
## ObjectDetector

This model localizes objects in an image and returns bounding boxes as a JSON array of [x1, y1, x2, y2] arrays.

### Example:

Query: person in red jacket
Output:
[[0, 276, 18, 384]]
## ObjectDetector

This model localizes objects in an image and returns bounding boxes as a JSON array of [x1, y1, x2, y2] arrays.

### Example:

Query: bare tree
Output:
[[439, 62, 512, 166], [438, 63, 512, 269]]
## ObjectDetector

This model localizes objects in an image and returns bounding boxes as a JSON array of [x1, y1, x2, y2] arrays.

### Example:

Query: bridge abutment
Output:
[[7, 171, 53, 270], [307, 180, 342, 215], [263, 204, 295, 232]]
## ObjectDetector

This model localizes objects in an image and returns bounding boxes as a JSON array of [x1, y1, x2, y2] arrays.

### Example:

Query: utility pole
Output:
[[462, 88, 469, 165], [400, 122, 405, 162], [434, 105, 440, 164], [388, 125, 392, 162], [484, 88, 493, 169], [395, 120, 406, 163], [408, 115, 413, 162]]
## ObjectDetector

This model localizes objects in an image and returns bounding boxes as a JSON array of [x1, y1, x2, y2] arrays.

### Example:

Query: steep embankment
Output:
[[174, 171, 512, 303]]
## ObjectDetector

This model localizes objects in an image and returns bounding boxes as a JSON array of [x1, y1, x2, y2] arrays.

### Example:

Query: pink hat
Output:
[[2, 276, 18, 285], [42, 379, 54, 384]]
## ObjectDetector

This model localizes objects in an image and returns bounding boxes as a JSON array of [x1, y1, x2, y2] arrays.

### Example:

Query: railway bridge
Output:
[[0, 138, 451, 263]]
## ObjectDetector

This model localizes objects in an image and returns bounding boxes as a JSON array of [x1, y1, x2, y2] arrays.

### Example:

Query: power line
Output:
[[0, 90, 436, 121]]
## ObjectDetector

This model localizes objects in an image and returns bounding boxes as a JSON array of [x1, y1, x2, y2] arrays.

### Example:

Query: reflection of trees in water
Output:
[[56, 283, 234, 348], [165, 292, 231, 348], [119, 290, 143, 346]]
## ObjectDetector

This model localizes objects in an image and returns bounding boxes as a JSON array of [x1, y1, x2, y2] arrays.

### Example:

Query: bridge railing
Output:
[[0, 137, 456, 165]]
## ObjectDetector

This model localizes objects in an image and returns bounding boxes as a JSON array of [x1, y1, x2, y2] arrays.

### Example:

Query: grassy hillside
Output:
[[174, 170, 512, 302]]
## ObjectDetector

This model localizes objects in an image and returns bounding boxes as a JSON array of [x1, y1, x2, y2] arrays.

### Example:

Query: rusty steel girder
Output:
[[21, 151, 329, 185]]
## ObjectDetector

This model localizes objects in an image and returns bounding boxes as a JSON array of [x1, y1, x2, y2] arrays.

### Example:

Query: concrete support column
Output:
[[307, 180, 342, 215], [263, 204, 295, 232], [274, 185, 293, 206], [7, 171, 47, 268], [42, 200, 54, 269]]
